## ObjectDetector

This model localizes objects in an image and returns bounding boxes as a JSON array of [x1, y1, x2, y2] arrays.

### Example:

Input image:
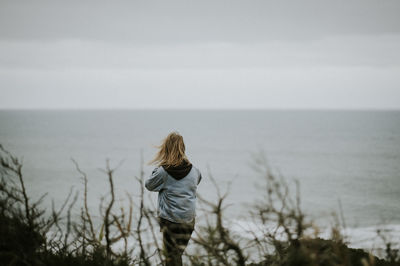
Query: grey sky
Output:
[[1, 0, 400, 109]]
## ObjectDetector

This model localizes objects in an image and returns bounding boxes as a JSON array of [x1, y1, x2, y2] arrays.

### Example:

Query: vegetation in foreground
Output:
[[0, 144, 399, 266]]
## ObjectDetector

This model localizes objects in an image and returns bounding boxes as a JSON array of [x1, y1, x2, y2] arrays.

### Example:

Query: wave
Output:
[[230, 219, 400, 258]]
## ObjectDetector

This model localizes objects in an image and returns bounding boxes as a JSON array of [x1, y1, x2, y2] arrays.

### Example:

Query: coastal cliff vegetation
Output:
[[0, 144, 399, 266]]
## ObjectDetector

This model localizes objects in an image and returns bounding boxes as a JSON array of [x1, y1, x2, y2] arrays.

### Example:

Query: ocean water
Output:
[[1, 110, 399, 251]]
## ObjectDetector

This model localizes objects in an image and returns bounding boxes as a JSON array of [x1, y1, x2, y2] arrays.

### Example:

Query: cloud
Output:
[[1, 0, 400, 43], [1, 0, 399, 109], [1, 66, 399, 109], [1, 33, 400, 70]]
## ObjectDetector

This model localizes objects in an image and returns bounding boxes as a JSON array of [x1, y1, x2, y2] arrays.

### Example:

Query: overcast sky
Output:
[[1, 0, 399, 109]]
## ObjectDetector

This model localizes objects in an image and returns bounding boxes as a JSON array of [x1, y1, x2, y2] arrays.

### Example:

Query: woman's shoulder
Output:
[[152, 165, 168, 177], [192, 164, 200, 171], [191, 165, 202, 177]]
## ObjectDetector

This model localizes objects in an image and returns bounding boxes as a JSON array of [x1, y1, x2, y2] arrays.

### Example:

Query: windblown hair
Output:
[[148, 131, 188, 167]]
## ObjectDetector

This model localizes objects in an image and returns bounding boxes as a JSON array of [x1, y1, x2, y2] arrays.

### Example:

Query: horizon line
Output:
[[0, 107, 399, 111]]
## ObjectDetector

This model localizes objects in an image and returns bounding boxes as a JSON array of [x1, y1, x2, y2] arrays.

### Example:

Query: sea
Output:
[[0, 109, 399, 254]]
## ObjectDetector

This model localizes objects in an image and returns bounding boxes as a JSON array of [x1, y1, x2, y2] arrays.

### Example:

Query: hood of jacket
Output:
[[162, 159, 193, 180]]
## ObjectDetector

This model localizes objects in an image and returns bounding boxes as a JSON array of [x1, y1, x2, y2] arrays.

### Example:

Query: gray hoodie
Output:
[[145, 160, 202, 223]]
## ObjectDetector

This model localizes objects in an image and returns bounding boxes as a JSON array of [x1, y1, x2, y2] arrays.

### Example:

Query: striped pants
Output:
[[159, 217, 195, 266]]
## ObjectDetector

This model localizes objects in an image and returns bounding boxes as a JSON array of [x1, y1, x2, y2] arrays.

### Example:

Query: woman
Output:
[[146, 131, 202, 266]]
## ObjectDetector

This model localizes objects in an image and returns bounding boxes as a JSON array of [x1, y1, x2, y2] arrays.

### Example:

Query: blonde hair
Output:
[[148, 131, 188, 167]]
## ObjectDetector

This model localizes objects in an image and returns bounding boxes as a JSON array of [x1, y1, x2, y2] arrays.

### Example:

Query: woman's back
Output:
[[145, 160, 202, 223]]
